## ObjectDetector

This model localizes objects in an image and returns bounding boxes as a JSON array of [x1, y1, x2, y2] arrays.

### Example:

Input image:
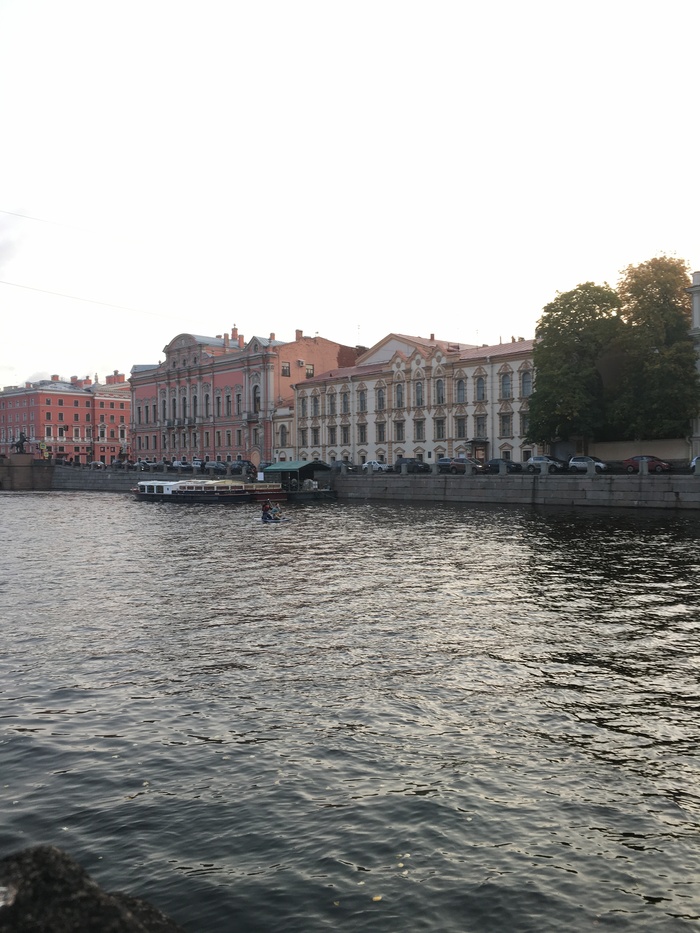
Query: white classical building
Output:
[[294, 332, 537, 466]]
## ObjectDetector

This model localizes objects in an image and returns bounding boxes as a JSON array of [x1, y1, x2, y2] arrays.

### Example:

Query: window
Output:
[[311, 427, 320, 445], [73, 413, 79, 422], [377, 422, 386, 443], [394, 421, 405, 442], [215, 431, 221, 447], [520, 412, 530, 436], [45, 412, 51, 421], [341, 425, 350, 445], [172, 398, 177, 421], [299, 428, 308, 447], [45, 398, 51, 405], [300, 397, 307, 417], [358, 423, 367, 444], [204, 431, 210, 447], [456, 417, 466, 439], [328, 426, 336, 445], [58, 413, 64, 422], [226, 395, 232, 416], [280, 425, 288, 446], [45, 426, 52, 437], [434, 418, 445, 440], [235, 393, 241, 415], [253, 386, 261, 413], [456, 379, 465, 403], [182, 397, 188, 418], [137, 406, 142, 424], [521, 371, 532, 397], [414, 419, 425, 441], [500, 373, 512, 399], [376, 387, 385, 411], [282, 362, 291, 377], [205, 394, 210, 417], [312, 396, 320, 416], [226, 431, 232, 446], [235, 429, 241, 446], [358, 390, 366, 412], [328, 393, 336, 415], [58, 399, 64, 407], [162, 399, 167, 421], [476, 415, 486, 437], [144, 405, 149, 424], [341, 392, 350, 414], [395, 383, 404, 408], [476, 376, 486, 401], [499, 413, 512, 436], [306, 364, 315, 378], [73, 428, 80, 439], [73, 400, 79, 407], [216, 396, 221, 417], [436, 379, 445, 405]]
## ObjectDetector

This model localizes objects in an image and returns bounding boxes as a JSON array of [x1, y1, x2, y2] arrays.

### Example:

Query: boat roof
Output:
[[263, 460, 330, 473]]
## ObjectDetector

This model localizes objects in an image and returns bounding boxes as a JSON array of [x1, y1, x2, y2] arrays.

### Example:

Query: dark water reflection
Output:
[[1, 493, 700, 931]]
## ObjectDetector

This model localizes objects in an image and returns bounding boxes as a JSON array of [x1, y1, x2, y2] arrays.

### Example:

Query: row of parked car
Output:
[[355, 454, 679, 475]]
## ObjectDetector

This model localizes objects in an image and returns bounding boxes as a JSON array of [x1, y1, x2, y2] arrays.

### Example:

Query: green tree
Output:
[[527, 282, 621, 445], [605, 256, 699, 439]]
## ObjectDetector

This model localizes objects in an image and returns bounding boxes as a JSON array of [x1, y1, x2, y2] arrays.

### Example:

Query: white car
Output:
[[362, 460, 390, 472], [569, 456, 607, 473]]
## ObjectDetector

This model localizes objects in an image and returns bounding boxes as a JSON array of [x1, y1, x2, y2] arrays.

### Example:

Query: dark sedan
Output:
[[481, 458, 523, 474]]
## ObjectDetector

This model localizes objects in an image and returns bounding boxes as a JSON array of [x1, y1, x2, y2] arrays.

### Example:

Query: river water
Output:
[[1, 492, 700, 932]]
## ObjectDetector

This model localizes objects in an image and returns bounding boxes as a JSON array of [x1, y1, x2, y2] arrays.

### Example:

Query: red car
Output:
[[622, 455, 671, 474]]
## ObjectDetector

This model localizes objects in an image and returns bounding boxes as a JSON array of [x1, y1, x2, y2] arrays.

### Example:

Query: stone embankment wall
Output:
[[333, 472, 700, 510], [51, 465, 137, 493]]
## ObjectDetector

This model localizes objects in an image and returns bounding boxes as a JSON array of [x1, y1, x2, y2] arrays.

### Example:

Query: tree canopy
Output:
[[527, 256, 700, 445]]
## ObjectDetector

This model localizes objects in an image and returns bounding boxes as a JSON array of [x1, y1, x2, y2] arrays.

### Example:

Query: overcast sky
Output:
[[1, 0, 697, 386]]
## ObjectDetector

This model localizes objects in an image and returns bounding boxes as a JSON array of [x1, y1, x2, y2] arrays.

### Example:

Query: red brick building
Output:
[[0, 372, 131, 463], [130, 327, 360, 465]]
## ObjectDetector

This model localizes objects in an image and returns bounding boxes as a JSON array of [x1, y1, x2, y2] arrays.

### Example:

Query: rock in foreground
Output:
[[0, 845, 185, 932]]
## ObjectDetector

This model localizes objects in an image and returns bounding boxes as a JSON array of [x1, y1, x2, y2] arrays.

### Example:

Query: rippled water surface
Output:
[[2, 492, 700, 931]]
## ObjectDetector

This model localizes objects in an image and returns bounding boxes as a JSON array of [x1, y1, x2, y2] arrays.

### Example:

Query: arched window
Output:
[[328, 393, 337, 415], [395, 383, 404, 408], [476, 377, 485, 401], [500, 374, 511, 399], [521, 371, 532, 397], [436, 379, 445, 405], [415, 381, 423, 407], [358, 390, 366, 412], [376, 387, 385, 411], [456, 379, 465, 403], [312, 395, 320, 416], [253, 385, 261, 413], [280, 425, 288, 446], [341, 392, 350, 413]]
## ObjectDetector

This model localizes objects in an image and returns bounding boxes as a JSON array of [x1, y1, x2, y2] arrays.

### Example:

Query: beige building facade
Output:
[[294, 333, 537, 466]]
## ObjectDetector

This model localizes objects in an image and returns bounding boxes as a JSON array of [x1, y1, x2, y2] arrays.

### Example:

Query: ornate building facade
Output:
[[129, 327, 360, 466], [294, 333, 536, 466]]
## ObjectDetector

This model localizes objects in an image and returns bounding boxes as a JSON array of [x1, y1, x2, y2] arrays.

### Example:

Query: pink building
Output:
[[129, 327, 360, 466]]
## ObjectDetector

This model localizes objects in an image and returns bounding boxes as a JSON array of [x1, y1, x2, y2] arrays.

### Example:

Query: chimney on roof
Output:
[[239, 335, 245, 348], [296, 329, 303, 341], [223, 334, 229, 347], [430, 333, 434, 341], [51, 374, 59, 381], [232, 326, 238, 339], [25, 382, 31, 388], [270, 332, 275, 341]]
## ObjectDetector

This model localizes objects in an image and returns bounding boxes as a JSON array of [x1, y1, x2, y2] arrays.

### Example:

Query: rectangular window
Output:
[[328, 426, 337, 445], [236, 430, 241, 446], [499, 414, 512, 437], [204, 431, 210, 447], [377, 422, 386, 443], [414, 419, 425, 441], [58, 413, 64, 422], [74, 413, 79, 422], [282, 362, 291, 377], [226, 395, 232, 416], [394, 421, 405, 442], [358, 423, 367, 444], [226, 431, 232, 447], [305, 364, 314, 378], [434, 418, 445, 440], [73, 400, 79, 407], [341, 425, 350, 445], [216, 431, 221, 447], [476, 415, 487, 438], [299, 428, 308, 447], [45, 426, 52, 437], [45, 412, 51, 421], [341, 393, 350, 414], [520, 413, 529, 437], [311, 427, 319, 445], [216, 396, 221, 417], [456, 417, 466, 439], [58, 399, 64, 407], [328, 394, 336, 415]]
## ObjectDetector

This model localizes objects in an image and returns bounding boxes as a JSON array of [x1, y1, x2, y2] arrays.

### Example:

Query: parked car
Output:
[[691, 456, 700, 474], [568, 456, 607, 474], [622, 455, 672, 474], [394, 457, 431, 473], [330, 460, 356, 472], [525, 456, 564, 474], [437, 457, 480, 475], [204, 461, 228, 474], [362, 459, 391, 472], [481, 458, 523, 474], [170, 459, 194, 472]]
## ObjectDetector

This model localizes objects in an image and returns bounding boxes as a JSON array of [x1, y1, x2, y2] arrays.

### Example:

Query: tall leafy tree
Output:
[[606, 257, 699, 439], [527, 282, 621, 445]]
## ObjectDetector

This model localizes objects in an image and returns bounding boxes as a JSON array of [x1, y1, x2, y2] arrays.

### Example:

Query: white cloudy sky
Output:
[[1, 0, 697, 386]]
